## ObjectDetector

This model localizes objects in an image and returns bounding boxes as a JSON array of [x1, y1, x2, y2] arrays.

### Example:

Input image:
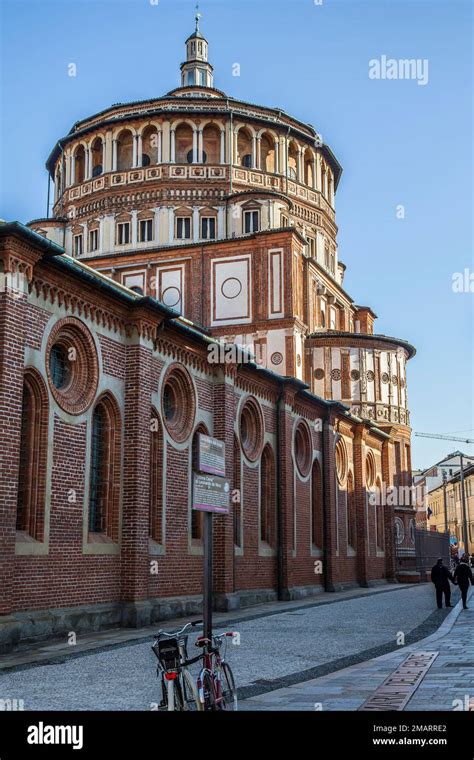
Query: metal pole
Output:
[[203, 511, 213, 641], [442, 471, 448, 533], [459, 453, 469, 555]]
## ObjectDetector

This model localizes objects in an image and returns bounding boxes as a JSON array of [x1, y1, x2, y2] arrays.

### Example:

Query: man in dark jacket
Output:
[[431, 558, 454, 609], [453, 557, 474, 609]]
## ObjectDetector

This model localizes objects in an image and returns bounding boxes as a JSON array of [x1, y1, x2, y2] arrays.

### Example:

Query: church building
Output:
[[0, 17, 416, 652]]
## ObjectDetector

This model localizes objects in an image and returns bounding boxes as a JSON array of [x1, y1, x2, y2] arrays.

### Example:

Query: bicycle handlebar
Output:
[[154, 619, 203, 638]]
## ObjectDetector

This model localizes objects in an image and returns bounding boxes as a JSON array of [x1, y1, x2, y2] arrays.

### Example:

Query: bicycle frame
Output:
[[152, 620, 203, 711], [197, 632, 234, 710]]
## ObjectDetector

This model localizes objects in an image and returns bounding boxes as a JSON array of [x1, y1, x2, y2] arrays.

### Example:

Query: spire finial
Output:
[[195, 3, 201, 32]]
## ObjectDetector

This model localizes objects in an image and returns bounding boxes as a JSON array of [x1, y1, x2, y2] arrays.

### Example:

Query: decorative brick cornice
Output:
[[31, 276, 128, 335], [235, 371, 280, 404], [0, 238, 42, 283], [155, 335, 210, 374]]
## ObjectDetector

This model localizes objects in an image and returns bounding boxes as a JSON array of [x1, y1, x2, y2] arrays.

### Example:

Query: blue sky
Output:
[[1, 0, 472, 469]]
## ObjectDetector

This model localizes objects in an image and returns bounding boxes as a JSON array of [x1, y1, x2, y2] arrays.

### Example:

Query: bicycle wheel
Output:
[[200, 670, 216, 711], [167, 677, 184, 711], [221, 662, 237, 711], [181, 669, 202, 711]]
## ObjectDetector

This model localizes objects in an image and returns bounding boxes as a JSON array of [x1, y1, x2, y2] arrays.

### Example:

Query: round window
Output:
[[161, 363, 196, 442], [46, 317, 99, 415], [294, 420, 312, 477], [49, 344, 71, 390], [335, 438, 348, 486], [239, 397, 264, 462], [365, 451, 376, 489]]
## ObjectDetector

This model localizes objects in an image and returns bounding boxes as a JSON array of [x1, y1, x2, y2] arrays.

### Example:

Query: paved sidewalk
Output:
[[241, 589, 474, 711]]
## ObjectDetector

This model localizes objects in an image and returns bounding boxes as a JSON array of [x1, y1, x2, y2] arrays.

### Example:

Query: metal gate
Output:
[[414, 528, 450, 573], [395, 522, 450, 574]]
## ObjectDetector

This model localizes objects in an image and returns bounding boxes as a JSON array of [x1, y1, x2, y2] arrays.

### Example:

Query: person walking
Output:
[[453, 556, 474, 610], [431, 558, 454, 609]]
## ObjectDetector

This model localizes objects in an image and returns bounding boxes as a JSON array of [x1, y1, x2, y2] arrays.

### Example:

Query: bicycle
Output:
[[152, 620, 203, 711], [195, 631, 237, 711]]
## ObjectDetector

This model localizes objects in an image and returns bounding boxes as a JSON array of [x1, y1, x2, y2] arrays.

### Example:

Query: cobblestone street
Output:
[[0, 584, 457, 711]]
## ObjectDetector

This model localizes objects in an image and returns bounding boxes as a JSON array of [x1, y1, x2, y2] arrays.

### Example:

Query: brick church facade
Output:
[[0, 19, 416, 652]]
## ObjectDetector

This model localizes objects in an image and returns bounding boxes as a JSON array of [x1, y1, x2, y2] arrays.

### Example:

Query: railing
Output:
[[54, 164, 335, 222], [395, 525, 450, 574]]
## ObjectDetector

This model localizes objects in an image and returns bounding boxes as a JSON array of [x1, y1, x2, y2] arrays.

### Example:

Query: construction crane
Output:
[[415, 432, 473, 552], [415, 432, 474, 444]]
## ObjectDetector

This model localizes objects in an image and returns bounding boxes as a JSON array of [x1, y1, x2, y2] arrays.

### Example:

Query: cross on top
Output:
[[195, 3, 202, 32]]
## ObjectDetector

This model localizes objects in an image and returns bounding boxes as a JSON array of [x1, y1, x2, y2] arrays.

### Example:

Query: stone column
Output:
[[132, 135, 138, 168], [251, 134, 257, 169], [104, 131, 113, 173], [168, 207, 175, 242], [192, 128, 198, 164], [137, 134, 143, 167], [192, 207, 200, 242], [297, 147, 303, 183], [316, 154, 322, 192], [131, 210, 138, 246], [170, 128, 176, 163], [256, 136, 261, 170], [217, 207, 225, 238], [70, 153, 76, 185], [112, 139, 118, 171], [274, 140, 280, 174], [198, 129, 203, 164], [157, 130, 162, 163], [153, 208, 160, 248], [220, 129, 225, 164]]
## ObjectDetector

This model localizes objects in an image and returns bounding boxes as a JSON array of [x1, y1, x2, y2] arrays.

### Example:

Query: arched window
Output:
[[347, 470, 356, 550], [233, 434, 242, 548], [260, 444, 275, 545], [287, 141, 298, 180], [260, 132, 276, 173], [376, 478, 384, 551], [91, 137, 103, 177], [149, 410, 163, 543], [88, 395, 121, 539], [116, 130, 133, 171], [175, 123, 194, 164], [16, 370, 48, 540], [237, 128, 253, 167], [191, 425, 207, 541], [311, 459, 323, 549], [141, 125, 159, 165], [74, 145, 85, 184], [304, 150, 314, 187], [202, 124, 220, 164]]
